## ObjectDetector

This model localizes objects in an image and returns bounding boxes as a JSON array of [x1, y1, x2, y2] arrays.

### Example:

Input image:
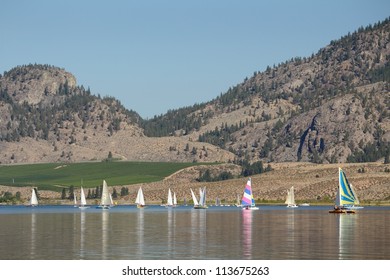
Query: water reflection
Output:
[[338, 214, 357, 260], [241, 210, 252, 258], [136, 209, 144, 258], [30, 213, 36, 259], [167, 208, 176, 256], [1, 206, 389, 260], [102, 211, 109, 259], [190, 209, 207, 258], [80, 211, 86, 259], [286, 209, 295, 254]]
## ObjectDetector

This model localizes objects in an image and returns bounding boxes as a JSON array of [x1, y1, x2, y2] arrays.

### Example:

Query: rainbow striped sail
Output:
[[241, 178, 255, 207]]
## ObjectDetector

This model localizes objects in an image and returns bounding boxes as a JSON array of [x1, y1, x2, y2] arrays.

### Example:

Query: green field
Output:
[[0, 161, 207, 191]]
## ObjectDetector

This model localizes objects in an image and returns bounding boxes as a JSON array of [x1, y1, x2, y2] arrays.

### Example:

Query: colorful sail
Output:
[[338, 168, 359, 206], [241, 178, 254, 206]]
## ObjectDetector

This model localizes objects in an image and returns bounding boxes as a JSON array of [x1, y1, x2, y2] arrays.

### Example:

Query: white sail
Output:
[[30, 188, 38, 206], [190, 188, 199, 206], [100, 180, 111, 208], [109, 193, 114, 206], [79, 187, 90, 209], [199, 187, 207, 206], [167, 189, 173, 206], [135, 187, 145, 207], [173, 192, 177, 206], [80, 187, 87, 206], [284, 189, 290, 204], [286, 186, 297, 207]]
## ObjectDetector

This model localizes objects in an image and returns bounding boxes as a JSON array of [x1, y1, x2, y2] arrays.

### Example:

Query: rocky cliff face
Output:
[[1, 64, 76, 105]]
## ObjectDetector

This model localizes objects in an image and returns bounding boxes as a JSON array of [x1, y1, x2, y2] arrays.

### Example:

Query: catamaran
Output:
[[285, 186, 298, 208], [97, 180, 111, 209], [135, 187, 145, 208], [329, 168, 362, 214], [241, 178, 259, 210]]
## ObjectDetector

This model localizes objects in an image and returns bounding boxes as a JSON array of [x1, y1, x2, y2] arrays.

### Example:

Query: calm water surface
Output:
[[0, 205, 389, 260]]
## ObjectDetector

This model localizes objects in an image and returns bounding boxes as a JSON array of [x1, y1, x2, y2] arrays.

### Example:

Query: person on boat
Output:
[[334, 205, 339, 210]]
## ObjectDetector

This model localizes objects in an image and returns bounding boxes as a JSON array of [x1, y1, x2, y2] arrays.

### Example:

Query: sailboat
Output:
[[173, 191, 177, 207], [285, 186, 298, 208], [329, 168, 362, 214], [73, 193, 78, 207], [241, 178, 259, 210], [79, 187, 89, 209], [135, 187, 145, 208], [97, 180, 111, 209], [191, 187, 208, 209], [190, 188, 199, 207], [29, 188, 38, 207], [166, 188, 174, 207]]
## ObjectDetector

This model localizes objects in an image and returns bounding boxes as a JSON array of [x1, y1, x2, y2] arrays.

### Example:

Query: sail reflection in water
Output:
[[338, 214, 357, 259], [80, 211, 86, 259], [241, 210, 252, 258], [102, 211, 109, 259], [30, 213, 36, 259], [136, 209, 144, 258]]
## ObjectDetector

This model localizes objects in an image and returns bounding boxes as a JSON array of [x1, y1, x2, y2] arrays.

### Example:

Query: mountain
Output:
[[1, 18, 389, 165], [142, 18, 390, 164], [0, 65, 234, 164]]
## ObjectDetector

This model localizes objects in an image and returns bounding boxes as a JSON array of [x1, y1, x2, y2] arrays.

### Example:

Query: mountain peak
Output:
[[1, 64, 76, 105]]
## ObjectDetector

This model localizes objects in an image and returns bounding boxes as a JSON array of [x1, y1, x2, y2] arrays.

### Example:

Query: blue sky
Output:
[[1, 0, 389, 118]]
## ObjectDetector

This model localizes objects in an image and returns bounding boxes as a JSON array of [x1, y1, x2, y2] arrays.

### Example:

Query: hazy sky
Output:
[[1, 0, 389, 118]]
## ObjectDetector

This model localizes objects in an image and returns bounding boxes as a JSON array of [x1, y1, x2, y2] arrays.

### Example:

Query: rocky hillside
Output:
[[0, 65, 234, 164], [144, 18, 390, 164]]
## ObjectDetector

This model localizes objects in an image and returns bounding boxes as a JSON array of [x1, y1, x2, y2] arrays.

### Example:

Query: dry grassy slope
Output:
[[0, 129, 234, 164], [2, 162, 389, 205]]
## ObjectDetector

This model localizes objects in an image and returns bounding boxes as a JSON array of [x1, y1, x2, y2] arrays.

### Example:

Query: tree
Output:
[[61, 188, 66, 199], [112, 188, 118, 199]]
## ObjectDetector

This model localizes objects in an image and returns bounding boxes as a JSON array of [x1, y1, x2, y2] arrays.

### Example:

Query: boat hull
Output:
[[194, 205, 208, 209], [329, 208, 355, 214]]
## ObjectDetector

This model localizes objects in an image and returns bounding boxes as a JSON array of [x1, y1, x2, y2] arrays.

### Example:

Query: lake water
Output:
[[0, 205, 389, 260]]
